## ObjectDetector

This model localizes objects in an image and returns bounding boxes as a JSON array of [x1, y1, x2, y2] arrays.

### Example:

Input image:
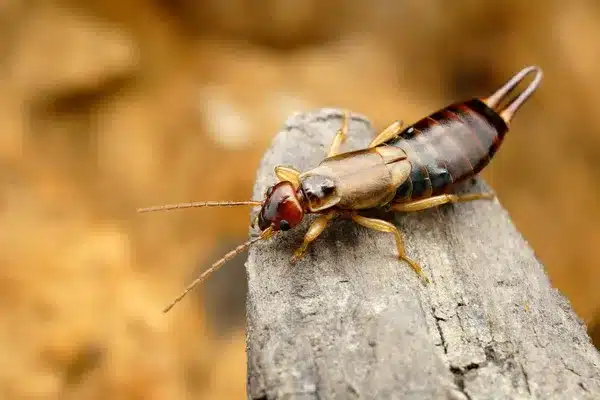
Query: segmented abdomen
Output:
[[389, 98, 508, 202]]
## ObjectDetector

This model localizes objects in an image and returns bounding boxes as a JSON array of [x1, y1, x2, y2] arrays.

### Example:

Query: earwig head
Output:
[[257, 181, 305, 232]]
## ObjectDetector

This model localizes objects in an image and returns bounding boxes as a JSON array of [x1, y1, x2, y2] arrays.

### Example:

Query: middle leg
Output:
[[351, 214, 429, 284], [368, 120, 404, 148]]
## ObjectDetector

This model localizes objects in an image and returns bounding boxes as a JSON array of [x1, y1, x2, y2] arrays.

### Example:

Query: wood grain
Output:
[[245, 109, 600, 399]]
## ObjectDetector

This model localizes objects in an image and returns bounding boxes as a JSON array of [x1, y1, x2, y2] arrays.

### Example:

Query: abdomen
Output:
[[389, 98, 508, 202]]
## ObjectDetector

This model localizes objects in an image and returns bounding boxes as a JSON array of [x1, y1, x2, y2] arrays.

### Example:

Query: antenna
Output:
[[162, 227, 274, 313], [137, 200, 262, 213]]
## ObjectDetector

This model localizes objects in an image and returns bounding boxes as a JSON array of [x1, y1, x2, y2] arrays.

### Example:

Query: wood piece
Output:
[[245, 108, 600, 399]]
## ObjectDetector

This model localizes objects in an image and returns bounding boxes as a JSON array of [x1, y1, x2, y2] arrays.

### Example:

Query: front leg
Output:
[[274, 165, 301, 188], [327, 110, 349, 157], [291, 211, 336, 263]]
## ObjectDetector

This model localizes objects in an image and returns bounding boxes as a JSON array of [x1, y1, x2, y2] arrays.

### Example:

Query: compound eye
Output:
[[279, 220, 291, 231]]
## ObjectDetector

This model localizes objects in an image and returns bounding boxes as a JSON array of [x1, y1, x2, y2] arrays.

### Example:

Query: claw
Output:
[[290, 251, 303, 264], [291, 245, 308, 264], [400, 256, 430, 285]]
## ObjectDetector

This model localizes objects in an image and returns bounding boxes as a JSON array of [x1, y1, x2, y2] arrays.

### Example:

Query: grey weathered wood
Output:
[[245, 109, 600, 399]]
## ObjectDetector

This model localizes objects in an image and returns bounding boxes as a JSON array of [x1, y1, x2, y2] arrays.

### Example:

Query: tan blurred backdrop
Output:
[[1, 0, 599, 398]]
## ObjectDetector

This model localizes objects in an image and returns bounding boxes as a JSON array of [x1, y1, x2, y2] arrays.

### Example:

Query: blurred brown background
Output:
[[1, 0, 599, 398]]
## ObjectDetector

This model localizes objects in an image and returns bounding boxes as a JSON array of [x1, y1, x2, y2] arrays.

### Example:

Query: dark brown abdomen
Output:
[[389, 98, 508, 202]]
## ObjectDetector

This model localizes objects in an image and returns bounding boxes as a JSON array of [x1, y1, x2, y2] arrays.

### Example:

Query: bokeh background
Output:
[[1, 0, 599, 398]]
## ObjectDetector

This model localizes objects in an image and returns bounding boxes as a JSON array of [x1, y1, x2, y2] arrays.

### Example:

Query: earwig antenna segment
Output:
[[137, 200, 262, 213]]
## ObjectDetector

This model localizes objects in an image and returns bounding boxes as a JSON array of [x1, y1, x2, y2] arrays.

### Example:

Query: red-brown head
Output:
[[257, 181, 305, 232]]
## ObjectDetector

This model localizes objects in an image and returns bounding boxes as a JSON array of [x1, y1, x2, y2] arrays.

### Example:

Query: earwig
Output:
[[139, 65, 543, 313]]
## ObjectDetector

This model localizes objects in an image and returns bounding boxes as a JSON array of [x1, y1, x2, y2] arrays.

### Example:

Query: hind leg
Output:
[[390, 193, 494, 212]]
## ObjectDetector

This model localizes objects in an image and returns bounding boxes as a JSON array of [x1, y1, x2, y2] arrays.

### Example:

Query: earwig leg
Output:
[[368, 120, 404, 148], [327, 110, 349, 157], [390, 193, 495, 213], [274, 165, 301, 188], [291, 212, 336, 263], [351, 214, 429, 284]]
